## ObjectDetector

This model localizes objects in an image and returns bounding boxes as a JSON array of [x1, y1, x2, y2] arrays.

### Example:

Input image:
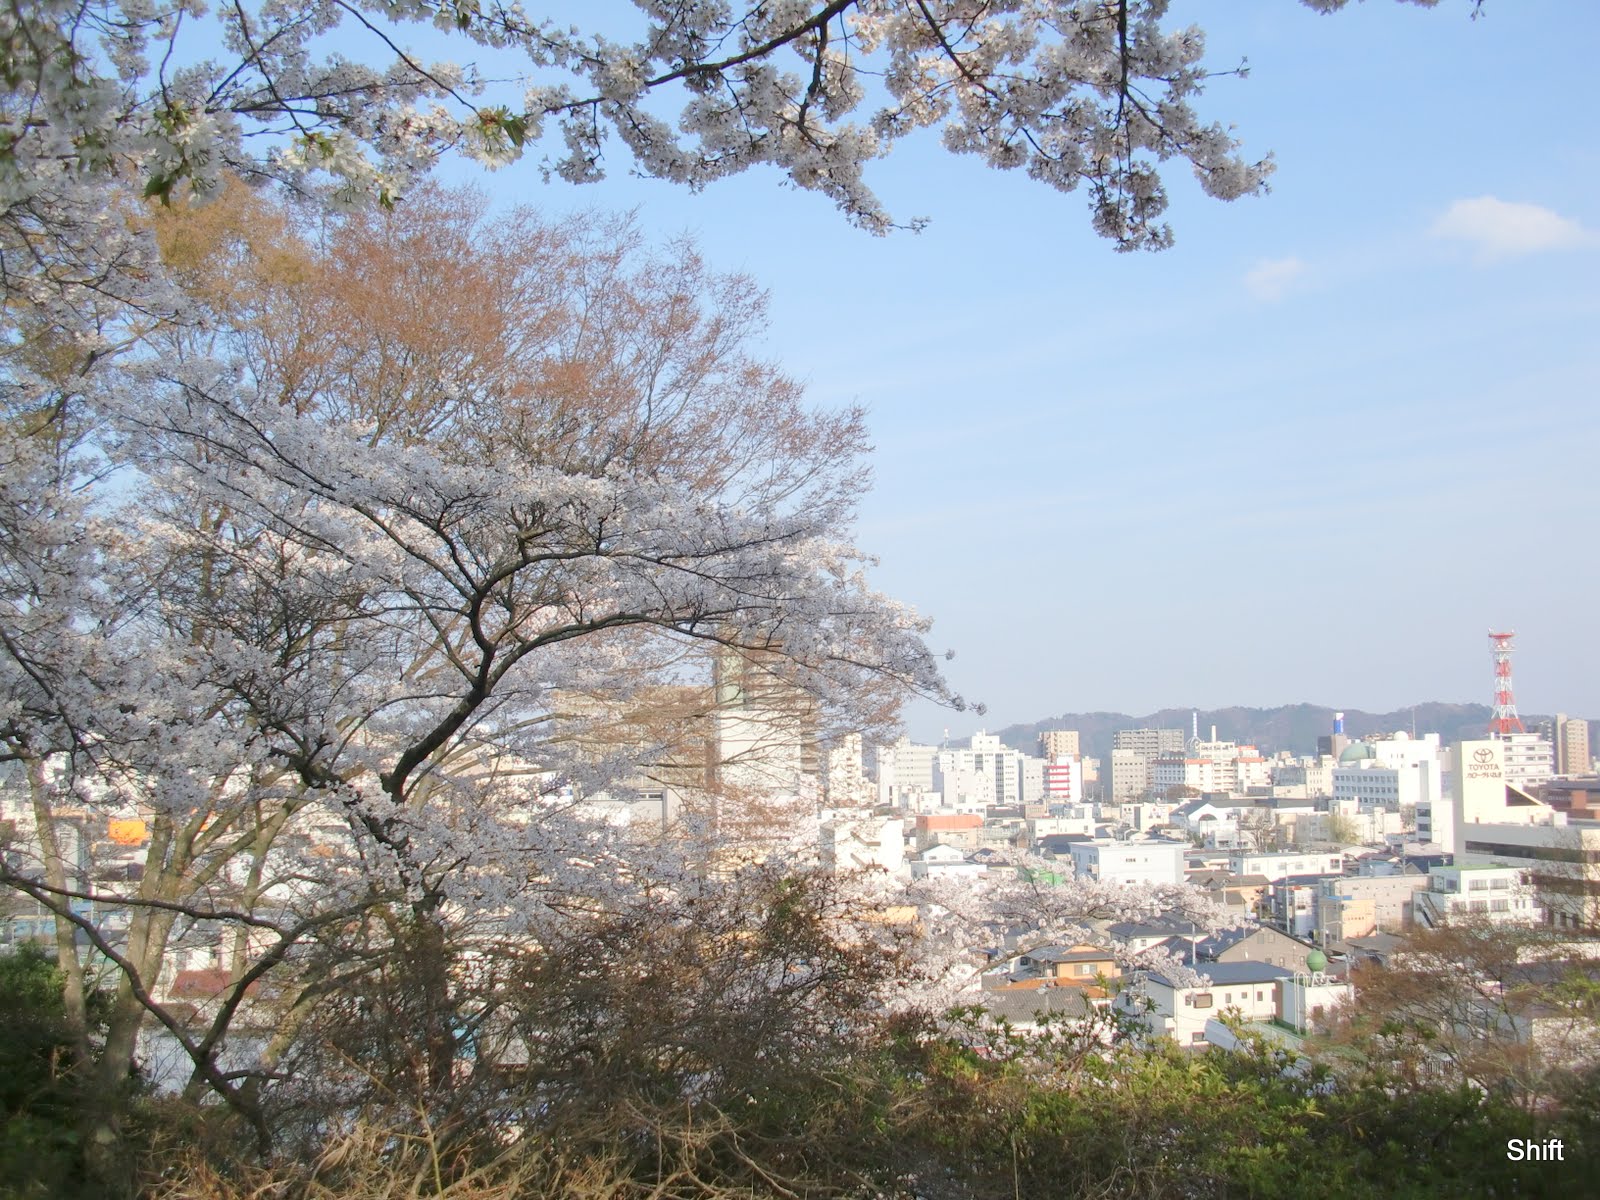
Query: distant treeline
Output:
[[992, 702, 1590, 760]]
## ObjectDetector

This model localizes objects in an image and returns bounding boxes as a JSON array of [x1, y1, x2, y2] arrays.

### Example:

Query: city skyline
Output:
[[5, 4, 1596, 1190]]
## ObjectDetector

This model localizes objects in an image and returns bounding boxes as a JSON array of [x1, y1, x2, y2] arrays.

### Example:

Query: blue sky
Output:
[[423, 1, 1600, 736]]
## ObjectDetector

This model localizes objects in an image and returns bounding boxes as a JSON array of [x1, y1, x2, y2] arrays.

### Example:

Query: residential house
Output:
[[908, 843, 988, 880], [1191, 924, 1319, 974], [976, 985, 1106, 1035], [1117, 962, 1291, 1047]]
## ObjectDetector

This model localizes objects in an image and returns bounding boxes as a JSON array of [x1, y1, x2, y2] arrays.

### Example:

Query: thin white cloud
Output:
[[1430, 196, 1598, 259], [1244, 256, 1308, 301]]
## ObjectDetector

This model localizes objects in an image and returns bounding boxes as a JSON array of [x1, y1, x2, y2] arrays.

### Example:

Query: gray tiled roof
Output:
[[977, 988, 1097, 1023], [1143, 961, 1293, 989]]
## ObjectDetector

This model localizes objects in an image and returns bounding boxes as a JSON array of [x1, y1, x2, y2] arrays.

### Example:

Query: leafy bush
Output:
[[0, 944, 87, 1199]]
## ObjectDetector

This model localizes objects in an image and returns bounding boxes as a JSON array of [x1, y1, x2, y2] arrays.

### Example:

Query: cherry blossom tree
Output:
[[0, 2, 1467, 1185], [0, 181, 959, 1182], [1, 0, 1453, 332]]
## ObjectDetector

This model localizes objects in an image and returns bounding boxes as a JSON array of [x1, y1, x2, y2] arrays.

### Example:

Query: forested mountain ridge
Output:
[[991, 703, 1585, 760]]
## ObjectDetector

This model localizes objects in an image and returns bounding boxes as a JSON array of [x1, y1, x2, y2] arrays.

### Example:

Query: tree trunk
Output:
[[79, 873, 179, 1194], [26, 755, 91, 1064]]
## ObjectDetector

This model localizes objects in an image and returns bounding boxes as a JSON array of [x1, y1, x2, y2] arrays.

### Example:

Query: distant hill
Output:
[[991, 703, 1586, 760]]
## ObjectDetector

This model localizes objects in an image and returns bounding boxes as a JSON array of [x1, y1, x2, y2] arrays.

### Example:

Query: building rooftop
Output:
[[1108, 918, 1206, 940], [1145, 961, 1292, 988], [1443, 862, 1524, 872], [977, 988, 1097, 1023], [1192, 925, 1307, 960], [1021, 944, 1116, 964], [1198, 962, 1296, 986]]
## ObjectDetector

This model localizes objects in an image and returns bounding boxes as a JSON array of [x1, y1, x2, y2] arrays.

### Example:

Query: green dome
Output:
[[1338, 742, 1374, 763], [1306, 949, 1328, 973]]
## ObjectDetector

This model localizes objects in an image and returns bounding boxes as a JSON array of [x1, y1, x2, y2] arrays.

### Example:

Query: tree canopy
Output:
[[4, 0, 1450, 288], [0, 178, 962, 1184]]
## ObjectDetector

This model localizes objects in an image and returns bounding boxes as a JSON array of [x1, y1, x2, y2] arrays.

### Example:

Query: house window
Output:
[[1190, 993, 1214, 1009], [1191, 1032, 1207, 1044]]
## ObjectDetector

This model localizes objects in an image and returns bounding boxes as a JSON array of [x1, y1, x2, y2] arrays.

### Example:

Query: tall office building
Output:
[[1112, 728, 1186, 757], [1555, 715, 1591, 777], [1107, 749, 1151, 802], [1039, 729, 1080, 760], [1452, 738, 1600, 930]]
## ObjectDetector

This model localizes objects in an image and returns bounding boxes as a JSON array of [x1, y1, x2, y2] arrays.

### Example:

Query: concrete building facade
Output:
[[1555, 716, 1591, 777], [1500, 732, 1554, 791], [1113, 728, 1186, 757], [1039, 729, 1081, 759], [1068, 840, 1185, 888], [1107, 749, 1152, 803], [1414, 864, 1542, 927]]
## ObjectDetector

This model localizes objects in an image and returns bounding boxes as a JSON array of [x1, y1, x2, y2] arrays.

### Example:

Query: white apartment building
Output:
[[1414, 864, 1541, 927], [1068, 840, 1185, 887], [1151, 754, 1224, 795], [1333, 761, 1425, 811], [1272, 879, 1321, 938], [714, 707, 813, 801], [1228, 850, 1344, 882], [873, 737, 938, 805], [1499, 732, 1554, 791], [819, 815, 905, 876], [965, 732, 1023, 804], [1151, 738, 1270, 797]]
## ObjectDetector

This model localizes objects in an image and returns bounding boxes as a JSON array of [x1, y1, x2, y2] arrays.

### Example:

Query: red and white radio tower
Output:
[[1488, 631, 1525, 737]]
